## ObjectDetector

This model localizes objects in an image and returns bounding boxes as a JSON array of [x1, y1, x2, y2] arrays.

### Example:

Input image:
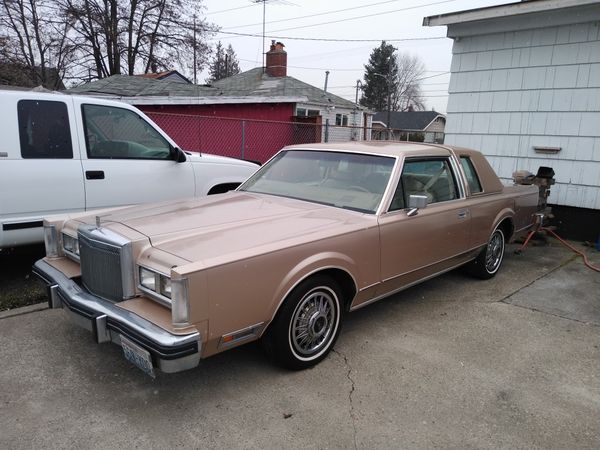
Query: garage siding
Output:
[[444, 21, 600, 209]]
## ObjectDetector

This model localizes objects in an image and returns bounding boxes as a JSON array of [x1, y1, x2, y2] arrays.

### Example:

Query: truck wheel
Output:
[[468, 227, 505, 279], [263, 275, 344, 370]]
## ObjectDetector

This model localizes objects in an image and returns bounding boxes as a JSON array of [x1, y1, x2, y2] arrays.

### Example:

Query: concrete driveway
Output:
[[1, 242, 599, 449]]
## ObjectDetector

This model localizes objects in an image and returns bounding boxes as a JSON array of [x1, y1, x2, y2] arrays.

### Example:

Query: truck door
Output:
[[75, 102, 195, 210], [0, 97, 85, 247], [377, 157, 471, 295]]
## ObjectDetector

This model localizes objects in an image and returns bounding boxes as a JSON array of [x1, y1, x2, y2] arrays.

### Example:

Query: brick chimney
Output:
[[265, 40, 287, 77]]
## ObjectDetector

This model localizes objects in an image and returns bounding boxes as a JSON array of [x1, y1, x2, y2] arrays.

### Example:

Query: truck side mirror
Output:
[[406, 194, 428, 217], [171, 146, 187, 163]]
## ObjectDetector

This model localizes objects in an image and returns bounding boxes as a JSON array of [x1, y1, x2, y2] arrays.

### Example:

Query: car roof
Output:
[[281, 141, 468, 159]]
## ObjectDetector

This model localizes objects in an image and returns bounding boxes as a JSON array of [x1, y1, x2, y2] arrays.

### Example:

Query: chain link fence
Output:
[[146, 111, 443, 163]]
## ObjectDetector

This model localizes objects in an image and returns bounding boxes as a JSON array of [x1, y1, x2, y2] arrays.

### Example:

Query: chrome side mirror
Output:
[[406, 194, 428, 217]]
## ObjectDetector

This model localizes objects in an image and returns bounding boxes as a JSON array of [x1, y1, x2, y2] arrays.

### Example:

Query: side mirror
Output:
[[171, 146, 187, 163], [406, 194, 428, 217]]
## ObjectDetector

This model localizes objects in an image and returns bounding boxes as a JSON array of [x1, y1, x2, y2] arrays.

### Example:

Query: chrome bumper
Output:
[[33, 259, 201, 374]]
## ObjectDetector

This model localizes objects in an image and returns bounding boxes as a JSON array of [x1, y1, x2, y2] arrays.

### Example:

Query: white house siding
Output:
[[444, 20, 600, 209], [298, 103, 365, 142]]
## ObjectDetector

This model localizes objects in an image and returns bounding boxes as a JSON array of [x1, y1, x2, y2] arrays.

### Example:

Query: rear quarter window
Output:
[[460, 156, 482, 194], [18, 100, 73, 159]]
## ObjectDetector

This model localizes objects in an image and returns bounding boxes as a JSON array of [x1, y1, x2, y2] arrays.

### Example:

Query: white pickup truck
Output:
[[0, 90, 259, 249]]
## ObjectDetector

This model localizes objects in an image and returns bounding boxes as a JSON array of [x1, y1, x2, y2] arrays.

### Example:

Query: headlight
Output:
[[171, 278, 190, 327], [159, 275, 172, 299], [44, 224, 60, 258], [62, 233, 80, 258], [138, 266, 172, 304], [139, 267, 157, 291]]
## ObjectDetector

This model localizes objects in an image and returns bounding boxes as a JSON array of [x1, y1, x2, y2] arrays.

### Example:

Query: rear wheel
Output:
[[468, 227, 505, 279], [263, 275, 344, 370]]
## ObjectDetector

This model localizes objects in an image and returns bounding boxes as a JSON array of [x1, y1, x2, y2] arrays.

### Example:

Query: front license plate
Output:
[[121, 335, 155, 378]]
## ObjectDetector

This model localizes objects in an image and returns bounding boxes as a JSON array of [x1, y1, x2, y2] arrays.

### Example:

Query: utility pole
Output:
[[193, 15, 197, 84], [387, 72, 392, 140], [386, 59, 392, 140]]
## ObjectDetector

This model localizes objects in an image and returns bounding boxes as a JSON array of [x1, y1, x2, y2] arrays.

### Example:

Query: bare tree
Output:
[[61, 0, 215, 81], [0, 0, 75, 88], [392, 53, 425, 112]]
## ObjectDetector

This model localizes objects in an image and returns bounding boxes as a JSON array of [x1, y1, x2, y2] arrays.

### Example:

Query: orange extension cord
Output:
[[518, 227, 600, 273]]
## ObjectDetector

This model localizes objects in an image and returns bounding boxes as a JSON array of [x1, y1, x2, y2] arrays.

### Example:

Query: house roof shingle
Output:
[[372, 110, 445, 131], [67, 68, 357, 109]]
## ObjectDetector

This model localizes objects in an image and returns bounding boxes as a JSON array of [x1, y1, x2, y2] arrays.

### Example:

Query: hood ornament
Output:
[[96, 216, 101, 228]]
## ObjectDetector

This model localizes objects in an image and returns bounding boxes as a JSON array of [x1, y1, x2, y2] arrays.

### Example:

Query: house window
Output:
[[296, 108, 320, 117], [335, 114, 348, 126], [18, 100, 73, 159]]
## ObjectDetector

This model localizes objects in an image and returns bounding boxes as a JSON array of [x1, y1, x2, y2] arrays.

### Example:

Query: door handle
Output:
[[86, 170, 105, 180], [458, 209, 469, 219]]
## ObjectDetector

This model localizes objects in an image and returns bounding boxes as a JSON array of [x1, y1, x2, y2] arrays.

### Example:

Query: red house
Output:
[[68, 42, 367, 163]]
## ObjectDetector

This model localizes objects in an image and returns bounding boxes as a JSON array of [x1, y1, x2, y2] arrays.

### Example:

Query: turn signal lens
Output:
[[44, 224, 59, 258], [171, 278, 190, 327]]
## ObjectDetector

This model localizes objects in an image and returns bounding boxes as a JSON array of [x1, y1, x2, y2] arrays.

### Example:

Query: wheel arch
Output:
[[491, 208, 515, 242], [260, 264, 358, 338], [496, 216, 514, 242], [207, 182, 240, 195]]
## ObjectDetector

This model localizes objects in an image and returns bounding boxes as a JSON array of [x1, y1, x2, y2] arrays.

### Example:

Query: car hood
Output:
[[87, 192, 374, 264], [185, 151, 259, 169]]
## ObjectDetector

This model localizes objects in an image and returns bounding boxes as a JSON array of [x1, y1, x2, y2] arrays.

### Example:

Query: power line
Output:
[[265, 0, 461, 34], [221, 0, 404, 30], [215, 30, 448, 42], [237, 57, 449, 72], [206, 4, 257, 15]]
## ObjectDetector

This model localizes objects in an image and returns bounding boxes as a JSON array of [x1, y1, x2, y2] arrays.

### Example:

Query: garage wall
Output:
[[444, 20, 600, 209]]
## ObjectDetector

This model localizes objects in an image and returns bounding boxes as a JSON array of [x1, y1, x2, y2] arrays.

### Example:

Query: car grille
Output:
[[78, 225, 134, 302]]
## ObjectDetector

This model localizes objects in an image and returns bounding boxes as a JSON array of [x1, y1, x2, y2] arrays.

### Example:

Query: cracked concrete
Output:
[[1, 242, 599, 449], [332, 348, 358, 450]]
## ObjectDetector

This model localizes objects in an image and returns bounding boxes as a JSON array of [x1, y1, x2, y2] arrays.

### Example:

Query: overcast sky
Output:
[[199, 0, 509, 113]]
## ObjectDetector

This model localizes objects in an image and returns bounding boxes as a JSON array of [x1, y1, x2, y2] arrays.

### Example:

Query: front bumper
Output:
[[33, 259, 201, 374]]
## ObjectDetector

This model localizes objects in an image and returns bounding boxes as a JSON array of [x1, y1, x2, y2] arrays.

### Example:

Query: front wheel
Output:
[[468, 227, 505, 279], [262, 275, 344, 370]]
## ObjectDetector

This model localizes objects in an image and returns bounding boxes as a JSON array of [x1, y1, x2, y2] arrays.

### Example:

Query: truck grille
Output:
[[78, 225, 135, 302]]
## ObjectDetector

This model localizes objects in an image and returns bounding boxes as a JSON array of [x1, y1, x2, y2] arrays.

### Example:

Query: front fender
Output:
[[267, 251, 358, 323]]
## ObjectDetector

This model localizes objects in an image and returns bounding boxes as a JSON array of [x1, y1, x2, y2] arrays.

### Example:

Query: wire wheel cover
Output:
[[485, 231, 504, 273], [290, 288, 338, 357]]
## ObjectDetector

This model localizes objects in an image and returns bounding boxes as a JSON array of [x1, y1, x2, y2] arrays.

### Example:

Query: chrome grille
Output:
[[78, 225, 135, 302]]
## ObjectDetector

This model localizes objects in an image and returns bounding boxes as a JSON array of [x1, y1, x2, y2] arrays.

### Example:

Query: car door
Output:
[[376, 156, 471, 295], [75, 100, 195, 210]]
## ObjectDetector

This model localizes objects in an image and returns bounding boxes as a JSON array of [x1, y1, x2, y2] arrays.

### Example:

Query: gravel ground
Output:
[[0, 244, 46, 311]]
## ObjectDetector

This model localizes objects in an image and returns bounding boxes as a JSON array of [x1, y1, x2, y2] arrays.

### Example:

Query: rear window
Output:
[[460, 156, 482, 194], [18, 100, 73, 159]]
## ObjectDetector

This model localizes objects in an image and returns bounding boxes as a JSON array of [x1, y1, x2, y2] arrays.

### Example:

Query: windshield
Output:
[[239, 150, 395, 213]]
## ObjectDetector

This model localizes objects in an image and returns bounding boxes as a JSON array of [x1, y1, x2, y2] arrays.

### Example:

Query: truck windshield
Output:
[[239, 150, 395, 214]]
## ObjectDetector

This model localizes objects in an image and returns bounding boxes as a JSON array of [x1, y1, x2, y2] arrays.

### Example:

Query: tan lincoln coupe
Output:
[[34, 142, 540, 376]]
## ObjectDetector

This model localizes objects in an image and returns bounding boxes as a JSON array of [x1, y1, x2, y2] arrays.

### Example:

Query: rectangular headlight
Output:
[[44, 224, 60, 258], [62, 234, 80, 257], [139, 267, 157, 292], [159, 275, 172, 299], [171, 278, 189, 327]]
